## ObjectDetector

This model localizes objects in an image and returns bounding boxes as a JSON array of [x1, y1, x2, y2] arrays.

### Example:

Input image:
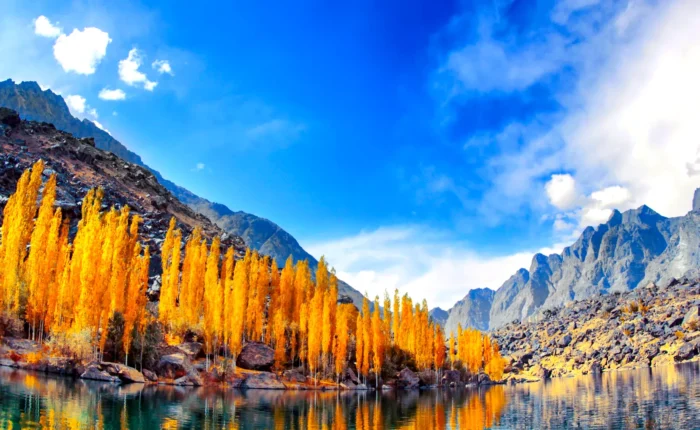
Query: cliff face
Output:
[[443, 288, 495, 334]]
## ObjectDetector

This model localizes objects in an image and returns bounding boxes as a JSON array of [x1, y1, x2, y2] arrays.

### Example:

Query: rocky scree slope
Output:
[[0, 79, 365, 308], [0, 108, 246, 280], [492, 277, 700, 382]]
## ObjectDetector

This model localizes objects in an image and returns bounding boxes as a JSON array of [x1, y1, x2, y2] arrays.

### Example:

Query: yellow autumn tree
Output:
[[158, 218, 181, 327], [203, 237, 221, 367], [371, 296, 384, 388]]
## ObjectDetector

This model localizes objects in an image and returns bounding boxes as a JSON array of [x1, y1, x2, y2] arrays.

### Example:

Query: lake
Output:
[[0, 362, 698, 429]]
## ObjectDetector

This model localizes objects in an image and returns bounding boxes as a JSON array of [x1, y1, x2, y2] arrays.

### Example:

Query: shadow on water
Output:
[[0, 362, 698, 429]]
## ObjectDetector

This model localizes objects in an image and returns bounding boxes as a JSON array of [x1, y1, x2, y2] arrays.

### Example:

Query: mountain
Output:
[[443, 288, 495, 334], [428, 307, 448, 327], [0, 107, 246, 274], [440, 193, 700, 332], [487, 198, 700, 329], [0, 79, 365, 308]]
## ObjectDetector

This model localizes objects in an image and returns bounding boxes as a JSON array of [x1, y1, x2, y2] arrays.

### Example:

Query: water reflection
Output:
[[0, 363, 698, 429]]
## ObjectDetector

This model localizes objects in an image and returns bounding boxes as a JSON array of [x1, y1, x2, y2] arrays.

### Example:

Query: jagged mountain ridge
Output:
[[0, 79, 366, 308], [443, 288, 495, 334], [440, 194, 700, 332]]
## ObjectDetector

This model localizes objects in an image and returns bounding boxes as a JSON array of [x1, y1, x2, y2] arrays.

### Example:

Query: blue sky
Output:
[[2, 0, 700, 309]]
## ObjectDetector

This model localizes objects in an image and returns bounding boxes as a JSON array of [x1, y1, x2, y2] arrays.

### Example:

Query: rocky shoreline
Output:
[[493, 277, 700, 383]]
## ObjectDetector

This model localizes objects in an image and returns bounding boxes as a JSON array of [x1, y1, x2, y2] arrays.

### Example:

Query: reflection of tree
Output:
[[0, 367, 512, 429]]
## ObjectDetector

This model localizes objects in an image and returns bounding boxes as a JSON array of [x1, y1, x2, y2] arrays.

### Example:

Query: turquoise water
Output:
[[0, 362, 698, 429]]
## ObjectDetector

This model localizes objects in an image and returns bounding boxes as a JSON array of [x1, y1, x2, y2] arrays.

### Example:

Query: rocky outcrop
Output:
[[444, 288, 495, 334], [240, 372, 286, 389], [396, 368, 420, 389], [236, 342, 274, 371], [81, 364, 121, 383], [493, 278, 700, 382], [155, 353, 194, 379]]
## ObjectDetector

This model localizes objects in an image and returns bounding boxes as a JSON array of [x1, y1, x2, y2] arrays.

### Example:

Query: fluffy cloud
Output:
[[306, 225, 560, 309], [119, 49, 158, 91], [65, 94, 98, 119], [545, 174, 579, 210], [152, 59, 173, 75], [65, 94, 86, 114], [53, 28, 111, 75], [192, 162, 205, 172], [98, 88, 126, 101], [34, 16, 62, 38]]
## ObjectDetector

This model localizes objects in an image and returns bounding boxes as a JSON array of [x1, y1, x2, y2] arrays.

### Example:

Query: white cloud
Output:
[[92, 120, 110, 134], [545, 174, 579, 210], [152, 59, 173, 75], [65, 94, 99, 120], [590, 186, 632, 209], [65, 94, 86, 114], [194, 162, 205, 171], [34, 16, 62, 38], [306, 225, 558, 309], [53, 27, 111, 75], [98, 88, 126, 101], [118, 48, 158, 91]]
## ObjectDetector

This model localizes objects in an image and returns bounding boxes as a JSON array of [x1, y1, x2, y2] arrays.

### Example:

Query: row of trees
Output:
[[0, 161, 151, 362], [0, 160, 505, 382]]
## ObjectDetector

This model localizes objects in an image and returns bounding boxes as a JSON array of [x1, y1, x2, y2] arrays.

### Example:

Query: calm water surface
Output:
[[0, 363, 698, 429]]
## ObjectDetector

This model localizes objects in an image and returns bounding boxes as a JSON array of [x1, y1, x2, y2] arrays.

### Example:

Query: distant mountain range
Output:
[[438, 193, 700, 333], [0, 79, 365, 308]]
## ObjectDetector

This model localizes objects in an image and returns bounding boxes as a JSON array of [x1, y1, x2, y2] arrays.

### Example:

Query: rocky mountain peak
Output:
[[693, 188, 700, 211]]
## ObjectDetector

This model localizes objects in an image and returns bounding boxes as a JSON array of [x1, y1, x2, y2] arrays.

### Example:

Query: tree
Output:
[[434, 326, 445, 382], [123, 244, 150, 365], [0, 159, 44, 314], [203, 237, 221, 367], [229, 256, 249, 367], [361, 297, 371, 379], [334, 304, 350, 382], [371, 296, 384, 388], [355, 311, 364, 380], [25, 173, 58, 338], [159, 218, 181, 327]]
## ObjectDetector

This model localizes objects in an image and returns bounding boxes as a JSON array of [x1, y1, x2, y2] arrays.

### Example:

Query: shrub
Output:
[[46, 329, 94, 361], [25, 351, 44, 364], [675, 330, 684, 340], [0, 311, 23, 338]]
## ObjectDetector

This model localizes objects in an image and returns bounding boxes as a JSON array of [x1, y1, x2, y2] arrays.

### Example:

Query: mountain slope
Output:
[[0, 108, 246, 274], [443, 288, 495, 334], [0, 79, 365, 307]]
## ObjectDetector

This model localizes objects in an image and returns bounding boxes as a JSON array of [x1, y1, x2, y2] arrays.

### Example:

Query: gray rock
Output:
[[81, 365, 120, 383], [396, 368, 420, 390], [674, 341, 698, 362], [682, 306, 699, 328], [558, 334, 572, 348], [236, 342, 274, 371]]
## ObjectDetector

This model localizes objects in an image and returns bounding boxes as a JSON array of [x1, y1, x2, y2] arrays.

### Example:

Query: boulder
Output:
[[682, 306, 699, 328], [0, 108, 20, 127], [477, 372, 492, 385], [441, 369, 461, 386], [156, 353, 194, 379], [558, 334, 572, 348], [142, 369, 158, 382], [241, 372, 286, 389], [530, 364, 551, 380], [102, 362, 145, 384], [674, 341, 698, 362], [396, 368, 420, 390], [177, 342, 204, 359], [236, 342, 274, 371], [80, 364, 120, 383], [282, 368, 307, 383], [174, 372, 203, 386]]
